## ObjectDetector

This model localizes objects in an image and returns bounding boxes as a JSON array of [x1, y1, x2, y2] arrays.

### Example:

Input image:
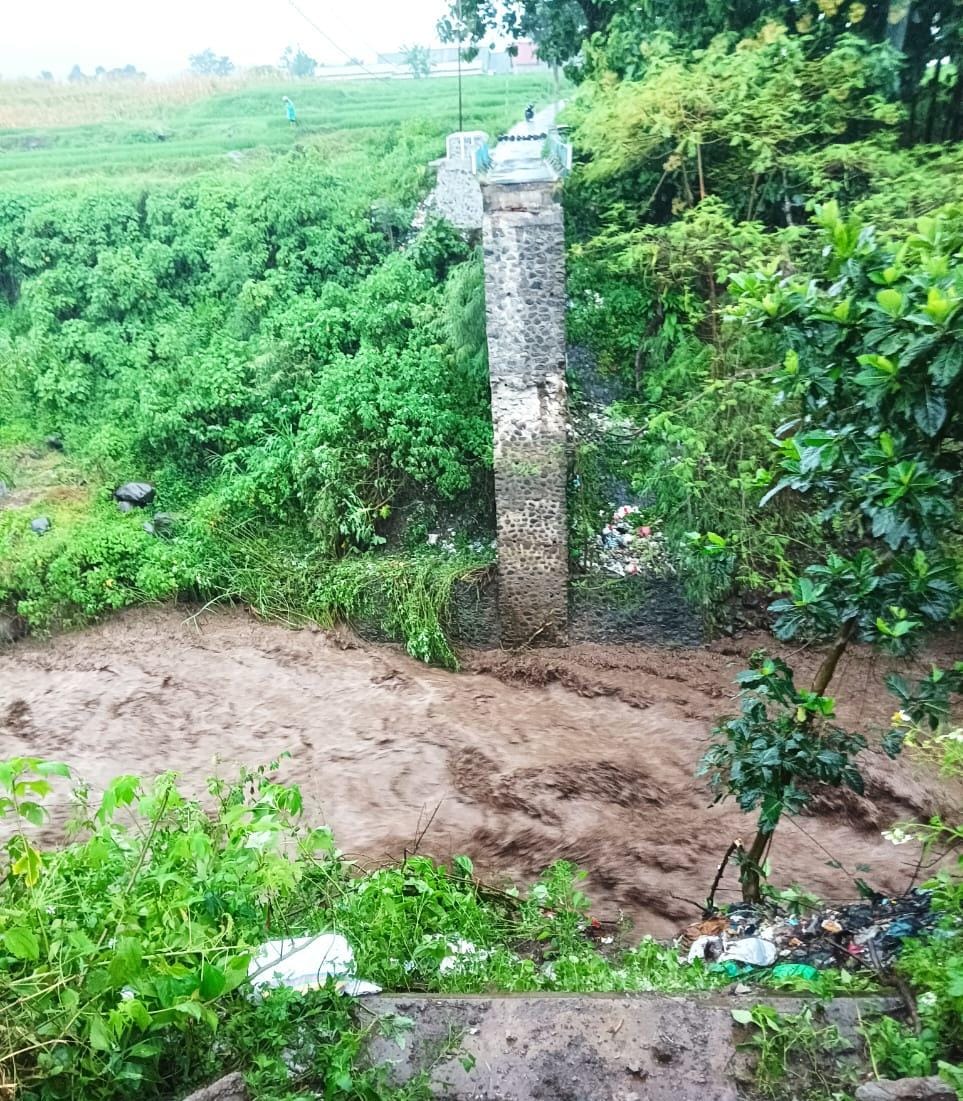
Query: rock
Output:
[[855, 1078, 957, 1101], [116, 500, 134, 513], [44, 435, 64, 451], [30, 516, 51, 534], [181, 1072, 249, 1101], [114, 482, 155, 508]]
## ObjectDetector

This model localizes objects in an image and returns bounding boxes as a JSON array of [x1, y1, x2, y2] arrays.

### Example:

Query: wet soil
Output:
[[0, 606, 959, 936]]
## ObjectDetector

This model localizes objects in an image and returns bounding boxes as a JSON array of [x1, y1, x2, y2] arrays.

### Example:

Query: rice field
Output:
[[0, 73, 559, 185]]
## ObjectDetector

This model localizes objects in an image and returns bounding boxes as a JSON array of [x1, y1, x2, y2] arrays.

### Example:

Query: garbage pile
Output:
[[594, 505, 674, 578], [682, 890, 938, 976]]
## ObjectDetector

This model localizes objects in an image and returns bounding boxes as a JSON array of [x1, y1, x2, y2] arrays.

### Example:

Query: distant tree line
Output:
[[65, 63, 145, 82]]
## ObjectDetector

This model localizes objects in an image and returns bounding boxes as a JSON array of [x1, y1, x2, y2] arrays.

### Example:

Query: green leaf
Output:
[[929, 345, 962, 386], [913, 387, 947, 436], [731, 1009, 754, 1025], [88, 1015, 112, 1052], [200, 963, 226, 1000], [876, 288, 903, 316], [34, 761, 71, 778], [3, 927, 40, 961], [11, 843, 42, 886]]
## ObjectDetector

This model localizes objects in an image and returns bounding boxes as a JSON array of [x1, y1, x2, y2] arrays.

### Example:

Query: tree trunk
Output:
[[741, 826, 772, 903], [810, 619, 857, 698]]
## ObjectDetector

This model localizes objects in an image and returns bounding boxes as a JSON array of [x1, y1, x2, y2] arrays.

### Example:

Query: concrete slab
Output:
[[365, 993, 900, 1101]]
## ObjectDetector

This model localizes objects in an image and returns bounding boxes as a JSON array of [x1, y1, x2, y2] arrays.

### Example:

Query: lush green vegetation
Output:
[[0, 76, 547, 661], [556, 9, 962, 1090], [0, 74, 556, 184], [0, 756, 821, 1100], [1, 10, 962, 1095]]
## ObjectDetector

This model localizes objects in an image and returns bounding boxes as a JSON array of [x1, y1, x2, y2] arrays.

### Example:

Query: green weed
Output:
[[732, 1004, 852, 1099]]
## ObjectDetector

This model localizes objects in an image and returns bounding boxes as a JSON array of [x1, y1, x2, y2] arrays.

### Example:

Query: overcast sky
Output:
[[1, 0, 450, 79]]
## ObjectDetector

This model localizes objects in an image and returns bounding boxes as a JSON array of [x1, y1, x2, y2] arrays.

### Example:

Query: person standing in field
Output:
[[282, 96, 298, 127]]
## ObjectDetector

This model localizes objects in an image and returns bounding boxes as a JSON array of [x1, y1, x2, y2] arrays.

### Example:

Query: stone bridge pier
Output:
[[481, 175, 568, 646]]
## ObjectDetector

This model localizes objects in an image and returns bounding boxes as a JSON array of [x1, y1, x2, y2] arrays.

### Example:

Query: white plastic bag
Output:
[[248, 933, 381, 997]]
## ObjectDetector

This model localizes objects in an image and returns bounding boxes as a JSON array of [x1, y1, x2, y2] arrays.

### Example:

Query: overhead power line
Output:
[[284, 0, 381, 78]]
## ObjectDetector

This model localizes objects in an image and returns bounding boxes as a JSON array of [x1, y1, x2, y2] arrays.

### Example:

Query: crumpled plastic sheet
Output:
[[248, 933, 381, 997]]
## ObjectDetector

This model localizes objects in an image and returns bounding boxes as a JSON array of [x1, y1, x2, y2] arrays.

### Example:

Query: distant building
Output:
[[512, 41, 543, 68]]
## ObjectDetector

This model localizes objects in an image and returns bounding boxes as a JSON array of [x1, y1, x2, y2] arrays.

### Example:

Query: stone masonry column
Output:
[[482, 177, 568, 646]]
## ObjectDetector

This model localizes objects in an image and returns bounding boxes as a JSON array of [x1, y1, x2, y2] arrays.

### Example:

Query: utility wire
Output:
[[284, 0, 382, 78]]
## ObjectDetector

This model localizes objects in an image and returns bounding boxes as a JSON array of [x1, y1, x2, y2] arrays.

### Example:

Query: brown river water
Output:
[[0, 606, 959, 935]]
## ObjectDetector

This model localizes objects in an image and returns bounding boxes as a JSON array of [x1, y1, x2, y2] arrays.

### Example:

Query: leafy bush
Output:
[[0, 503, 193, 630], [698, 205, 962, 899]]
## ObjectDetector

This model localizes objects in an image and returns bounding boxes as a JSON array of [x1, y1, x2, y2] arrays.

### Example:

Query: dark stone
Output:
[[30, 516, 50, 534], [44, 435, 64, 451], [181, 1072, 249, 1101], [855, 1078, 957, 1101], [114, 482, 155, 507]]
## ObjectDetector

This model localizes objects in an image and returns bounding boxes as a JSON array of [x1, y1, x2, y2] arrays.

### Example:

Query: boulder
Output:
[[181, 1072, 249, 1101], [114, 482, 155, 508], [855, 1078, 957, 1101], [30, 516, 50, 534]]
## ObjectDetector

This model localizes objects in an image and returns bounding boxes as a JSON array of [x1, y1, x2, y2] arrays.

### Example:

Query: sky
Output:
[[0, 0, 451, 79]]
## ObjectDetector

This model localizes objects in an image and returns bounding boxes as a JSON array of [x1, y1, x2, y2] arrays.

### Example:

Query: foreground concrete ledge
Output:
[[365, 993, 900, 1101]]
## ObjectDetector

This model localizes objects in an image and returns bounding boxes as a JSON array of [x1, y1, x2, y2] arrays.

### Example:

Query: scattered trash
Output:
[[680, 889, 937, 972], [425, 529, 496, 556], [248, 934, 381, 997], [114, 482, 155, 508], [592, 505, 674, 578], [30, 516, 50, 535]]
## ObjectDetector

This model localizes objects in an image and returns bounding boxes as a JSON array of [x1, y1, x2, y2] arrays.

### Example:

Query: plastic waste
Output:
[[719, 937, 777, 967], [248, 934, 381, 997], [687, 935, 725, 964], [771, 963, 820, 982]]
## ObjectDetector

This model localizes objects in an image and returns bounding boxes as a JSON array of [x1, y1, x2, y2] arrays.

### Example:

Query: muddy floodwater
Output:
[[1, 606, 959, 935]]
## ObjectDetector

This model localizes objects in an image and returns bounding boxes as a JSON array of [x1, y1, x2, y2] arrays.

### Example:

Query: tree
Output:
[[698, 203, 963, 901], [402, 44, 432, 79], [39, 71, 53, 81], [438, 0, 610, 69], [189, 48, 235, 77], [67, 64, 86, 83], [281, 46, 318, 78]]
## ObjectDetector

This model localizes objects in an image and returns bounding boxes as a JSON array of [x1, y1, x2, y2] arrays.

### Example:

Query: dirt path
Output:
[[0, 607, 958, 935]]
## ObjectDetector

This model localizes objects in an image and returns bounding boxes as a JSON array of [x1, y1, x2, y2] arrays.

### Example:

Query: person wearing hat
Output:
[[283, 96, 298, 126]]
